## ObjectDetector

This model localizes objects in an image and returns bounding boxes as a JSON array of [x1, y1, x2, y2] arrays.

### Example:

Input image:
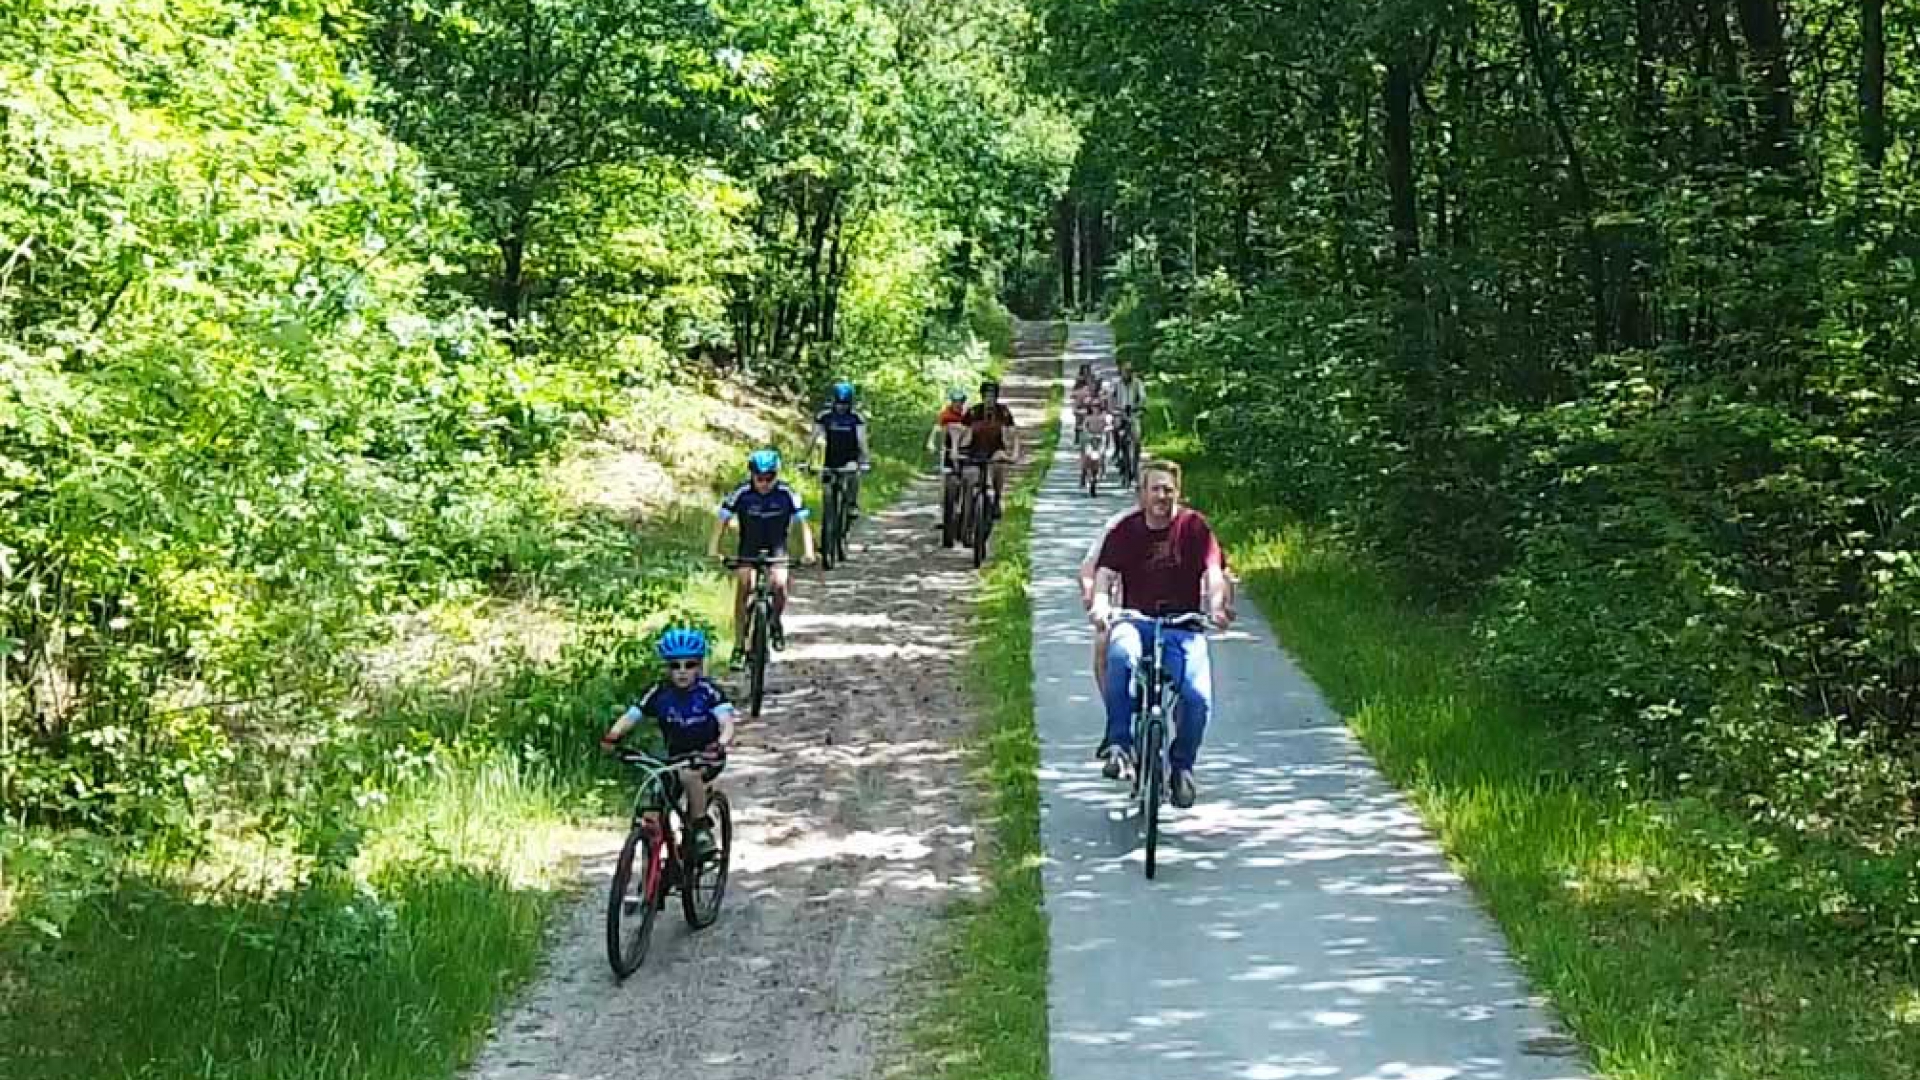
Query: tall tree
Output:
[[1861, 0, 1887, 169]]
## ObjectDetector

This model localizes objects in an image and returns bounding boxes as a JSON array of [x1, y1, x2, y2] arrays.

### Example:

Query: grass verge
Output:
[[1167, 447, 1920, 1080], [900, 323, 1063, 1080]]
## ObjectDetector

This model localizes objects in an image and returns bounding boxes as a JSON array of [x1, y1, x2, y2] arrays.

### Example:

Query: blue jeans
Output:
[[1102, 619, 1213, 771]]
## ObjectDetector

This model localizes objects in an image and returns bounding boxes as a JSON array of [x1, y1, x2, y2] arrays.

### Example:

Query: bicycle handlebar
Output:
[[800, 463, 871, 474], [1109, 609, 1212, 631], [720, 555, 790, 570], [617, 748, 721, 769]]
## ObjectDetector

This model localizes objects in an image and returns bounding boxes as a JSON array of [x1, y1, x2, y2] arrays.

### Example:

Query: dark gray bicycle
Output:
[[722, 553, 787, 716], [1112, 609, 1210, 879]]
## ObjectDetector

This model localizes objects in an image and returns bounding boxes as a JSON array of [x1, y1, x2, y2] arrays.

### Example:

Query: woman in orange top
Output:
[[927, 387, 969, 462]]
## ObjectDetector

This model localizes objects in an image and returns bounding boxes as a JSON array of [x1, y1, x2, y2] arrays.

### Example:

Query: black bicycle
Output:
[[1112, 609, 1210, 879], [1113, 407, 1141, 489], [958, 451, 1003, 568], [807, 463, 867, 570], [722, 554, 787, 716], [940, 450, 965, 549], [606, 748, 733, 978]]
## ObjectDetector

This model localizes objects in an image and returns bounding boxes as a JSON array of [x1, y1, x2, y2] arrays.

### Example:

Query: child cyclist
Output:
[[599, 627, 735, 858], [1079, 389, 1113, 491]]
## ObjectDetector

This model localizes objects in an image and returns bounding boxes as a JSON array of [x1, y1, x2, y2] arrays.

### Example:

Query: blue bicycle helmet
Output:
[[656, 627, 709, 661], [947, 387, 967, 404], [747, 448, 781, 475], [831, 380, 855, 404]]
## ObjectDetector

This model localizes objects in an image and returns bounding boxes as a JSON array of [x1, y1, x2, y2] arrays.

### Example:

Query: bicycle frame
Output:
[[1112, 611, 1207, 810], [620, 752, 701, 897]]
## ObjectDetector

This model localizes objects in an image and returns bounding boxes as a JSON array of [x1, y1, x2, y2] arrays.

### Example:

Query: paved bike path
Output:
[[1032, 323, 1589, 1080]]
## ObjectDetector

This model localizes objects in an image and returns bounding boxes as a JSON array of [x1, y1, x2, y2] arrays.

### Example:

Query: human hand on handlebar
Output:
[[1209, 602, 1235, 631]]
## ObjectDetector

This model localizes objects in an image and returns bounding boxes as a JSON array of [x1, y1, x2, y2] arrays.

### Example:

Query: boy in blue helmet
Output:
[[804, 380, 871, 518], [709, 448, 815, 661], [599, 627, 735, 858]]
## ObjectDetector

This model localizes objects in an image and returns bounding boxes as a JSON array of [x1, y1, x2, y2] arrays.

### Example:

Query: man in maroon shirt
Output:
[[1088, 461, 1234, 807]]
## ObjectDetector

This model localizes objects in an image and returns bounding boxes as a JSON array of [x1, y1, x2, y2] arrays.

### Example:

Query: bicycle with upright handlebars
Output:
[[803, 462, 869, 570], [1111, 608, 1211, 879], [605, 747, 732, 978], [721, 554, 786, 717], [957, 450, 1010, 568]]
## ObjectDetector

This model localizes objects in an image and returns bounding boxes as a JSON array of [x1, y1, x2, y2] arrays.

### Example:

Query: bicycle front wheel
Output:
[[971, 487, 990, 568], [748, 600, 769, 716], [681, 791, 733, 929], [607, 827, 663, 978], [820, 483, 839, 571], [1142, 718, 1164, 880]]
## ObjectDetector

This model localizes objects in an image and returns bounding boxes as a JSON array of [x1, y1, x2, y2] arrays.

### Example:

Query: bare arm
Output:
[[707, 515, 731, 558], [1203, 566, 1234, 628], [1089, 567, 1123, 627]]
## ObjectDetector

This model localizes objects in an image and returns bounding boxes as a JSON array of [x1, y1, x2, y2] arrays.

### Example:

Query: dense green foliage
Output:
[[1, 0, 1070, 829], [1173, 441, 1919, 1079], [1050, 1, 1919, 847], [1, 1, 1069, 1074]]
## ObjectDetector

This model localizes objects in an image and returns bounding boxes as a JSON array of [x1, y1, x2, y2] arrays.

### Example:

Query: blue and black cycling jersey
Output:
[[815, 407, 866, 469], [623, 677, 735, 755], [720, 480, 807, 557]]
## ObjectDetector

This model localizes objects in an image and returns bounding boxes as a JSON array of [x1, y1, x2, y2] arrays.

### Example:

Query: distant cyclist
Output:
[[709, 449, 816, 662], [805, 380, 871, 518], [960, 379, 1019, 518], [599, 627, 734, 859], [926, 388, 970, 533], [1111, 361, 1147, 481], [926, 387, 969, 462], [1087, 460, 1234, 808], [1070, 362, 1100, 440]]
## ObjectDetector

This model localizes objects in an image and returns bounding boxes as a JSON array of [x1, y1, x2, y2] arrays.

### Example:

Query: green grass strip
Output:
[[902, 329, 1063, 1080], [1172, 451, 1920, 1080]]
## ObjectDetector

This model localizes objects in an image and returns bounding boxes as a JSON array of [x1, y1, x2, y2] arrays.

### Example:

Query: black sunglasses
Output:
[[666, 659, 702, 671]]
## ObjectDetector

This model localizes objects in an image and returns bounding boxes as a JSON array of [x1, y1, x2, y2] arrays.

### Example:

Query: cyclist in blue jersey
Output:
[[804, 380, 871, 518], [708, 449, 816, 663], [599, 627, 735, 858]]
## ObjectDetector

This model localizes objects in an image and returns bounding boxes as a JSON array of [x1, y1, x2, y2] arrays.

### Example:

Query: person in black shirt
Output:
[[804, 380, 872, 517], [709, 449, 816, 662]]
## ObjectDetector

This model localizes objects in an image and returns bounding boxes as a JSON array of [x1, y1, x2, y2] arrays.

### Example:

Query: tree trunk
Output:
[[1385, 61, 1419, 271], [1056, 197, 1077, 311], [1862, 0, 1887, 169], [1516, 0, 1612, 354], [1079, 203, 1097, 309], [802, 189, 841, 348], [1634, 0, 1663, 130], [1700, 0, 1752, 157], [819, 212, 848, 362], [496, 203, 531, 341], [1734, 0, 1796, 171]]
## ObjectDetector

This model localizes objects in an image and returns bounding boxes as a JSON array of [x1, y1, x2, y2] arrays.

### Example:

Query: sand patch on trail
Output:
[[464, 327, 1061, 1080]]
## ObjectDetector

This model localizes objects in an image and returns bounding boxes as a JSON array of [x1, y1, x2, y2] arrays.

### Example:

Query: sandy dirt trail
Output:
[[466, 327, 1060, 1080]]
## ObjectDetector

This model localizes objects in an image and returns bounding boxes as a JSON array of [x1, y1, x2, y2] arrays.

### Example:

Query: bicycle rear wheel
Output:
[[1142, 718, 1164, 880], [681, 791, 733, 929], [820, 482, 839, 570], [971, 485, 991, 568], [606, 826, 663, 978], [941, 476, 958, 548], [748, 599, 769, 716], [833, 484, 850, 564]]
